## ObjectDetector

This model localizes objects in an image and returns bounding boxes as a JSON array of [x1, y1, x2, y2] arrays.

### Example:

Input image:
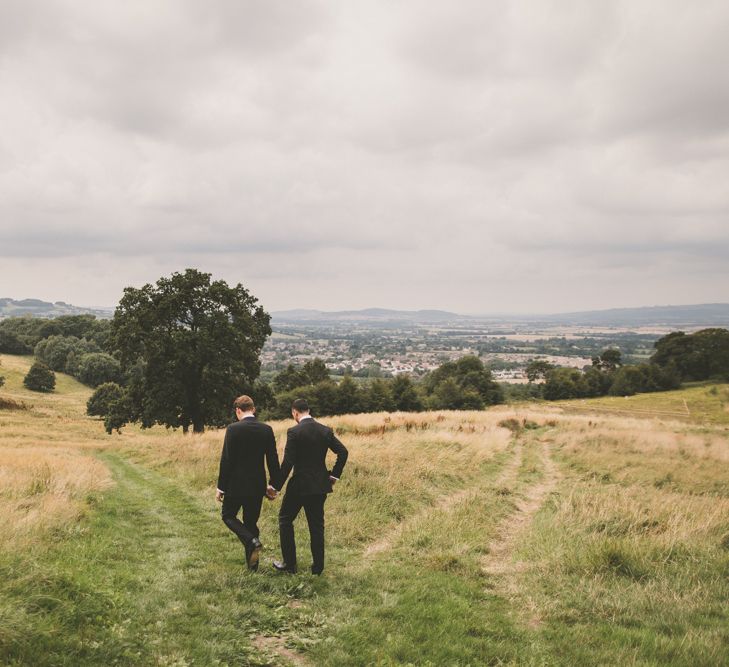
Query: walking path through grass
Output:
[[481, 437, 561, 629], [1, 450, 323, 666], [2, 417, 567, 666], [3, 354, 727, 666]]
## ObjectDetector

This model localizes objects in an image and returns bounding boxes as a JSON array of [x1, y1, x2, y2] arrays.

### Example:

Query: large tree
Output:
[[109, 269, 271, 433]]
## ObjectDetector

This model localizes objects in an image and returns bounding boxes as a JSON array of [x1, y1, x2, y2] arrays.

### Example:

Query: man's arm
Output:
[[216, 427, 231, 501], [276, 429, 297, 491], [328, 429, 348, 481], [265, 427, 281, 498]]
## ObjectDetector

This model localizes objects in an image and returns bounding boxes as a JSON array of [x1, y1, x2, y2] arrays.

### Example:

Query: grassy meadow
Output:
[[1, 353, 728, 666]]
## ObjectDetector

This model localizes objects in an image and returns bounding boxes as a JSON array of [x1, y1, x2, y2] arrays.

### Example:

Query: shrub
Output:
[[87, 382, 125, 417], [390, 374, 424, 412], [76, 353, 122, 387], [0, 396, 27, 410], [23, 361, 56, 392], [543, 367, 588, 400], [429, 378, 484, 410], [608, 366, 645, 397], [35, 335, 99, 372], [364, 379, 395, 412], [270, 380, 340, 419]]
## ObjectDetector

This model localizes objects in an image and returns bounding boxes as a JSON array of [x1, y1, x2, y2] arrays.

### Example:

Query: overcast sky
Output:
[[1, 1, 728, 314]]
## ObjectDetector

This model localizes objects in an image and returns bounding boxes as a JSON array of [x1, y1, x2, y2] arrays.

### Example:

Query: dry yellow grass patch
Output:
[[556, 482, 729, 548], [0, 446, 112, 547], [116, 409, 515, 492], [0, 354, 116, 548]]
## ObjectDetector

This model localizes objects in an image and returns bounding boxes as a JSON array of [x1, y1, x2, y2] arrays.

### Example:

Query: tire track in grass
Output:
[[95, 452, 212, 660], [361, 441, 523, 559], [480, 438, 561, 629], [95, 452, 309, 666]]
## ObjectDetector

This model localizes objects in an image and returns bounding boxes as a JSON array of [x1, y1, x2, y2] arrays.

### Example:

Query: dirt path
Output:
[[363, 442, 523, 559], [253, 635, 310, 667], [481, 438, 560, 628]]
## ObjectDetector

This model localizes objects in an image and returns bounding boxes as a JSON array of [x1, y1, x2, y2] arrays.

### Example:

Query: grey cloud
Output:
[[1, 1, 728, 312]]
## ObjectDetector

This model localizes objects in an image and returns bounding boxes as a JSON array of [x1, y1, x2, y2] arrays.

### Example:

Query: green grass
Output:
[[2, 353, 728, 665], [555, 383, 729, 425], [0, 452, 330, 666], [517, 481, 729, 666]]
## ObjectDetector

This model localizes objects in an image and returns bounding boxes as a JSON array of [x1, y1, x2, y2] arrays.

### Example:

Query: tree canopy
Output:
[[422, 355, 504, 409], [109, 269, 271, 433], [651, 328, 729, 381]]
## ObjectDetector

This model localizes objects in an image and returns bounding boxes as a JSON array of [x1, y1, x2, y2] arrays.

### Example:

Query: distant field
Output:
[[1, 353, 727, 666], [554, 383, 729, 425]]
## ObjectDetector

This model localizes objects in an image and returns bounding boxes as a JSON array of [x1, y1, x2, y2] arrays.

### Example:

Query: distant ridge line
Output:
[[271, 303, 729, 326], [2, 297, 728, 327]]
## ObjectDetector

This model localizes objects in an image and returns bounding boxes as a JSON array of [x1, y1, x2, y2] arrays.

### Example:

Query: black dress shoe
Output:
[[272, 560, 296, 574], [247, 538, 263, 571]]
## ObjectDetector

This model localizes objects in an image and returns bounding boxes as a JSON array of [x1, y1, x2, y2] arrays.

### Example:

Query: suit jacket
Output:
[[217, 416, 281, 496], [278, 418, 348, 496]]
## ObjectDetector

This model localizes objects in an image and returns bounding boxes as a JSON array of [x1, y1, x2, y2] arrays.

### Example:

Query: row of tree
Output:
[[262, 355, 503, 419], [89, 353, 504, 432], [34, 335, 121, 387], [0, 314, 110, 354], [539, 361, 680, 400], [3, 269, 728, 433], [0, 316, 117, 391], [523, 328, 729, 400]]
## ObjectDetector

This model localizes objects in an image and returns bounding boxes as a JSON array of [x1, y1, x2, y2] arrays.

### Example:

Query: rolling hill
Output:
[[1, 352, 727, 665]]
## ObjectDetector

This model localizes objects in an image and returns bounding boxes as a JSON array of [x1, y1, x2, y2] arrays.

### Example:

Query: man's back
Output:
[[280, 418, 347, 496], [274, 408, 349, 575], [217, 417, 280, 496]]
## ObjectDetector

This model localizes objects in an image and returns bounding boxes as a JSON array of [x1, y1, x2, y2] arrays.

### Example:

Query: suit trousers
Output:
[[222, 494, 263, 553], [278, 492, 327, 574]]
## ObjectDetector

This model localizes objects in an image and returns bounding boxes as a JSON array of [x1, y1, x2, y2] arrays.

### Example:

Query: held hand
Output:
[[329, 476, 337, 488], [265, 485, 278, 500], [215, 489, 224, 503]]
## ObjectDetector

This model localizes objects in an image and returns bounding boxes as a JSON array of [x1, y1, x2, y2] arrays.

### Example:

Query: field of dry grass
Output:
[[0, 354, 113, 550], [1, 352, 728, 665]]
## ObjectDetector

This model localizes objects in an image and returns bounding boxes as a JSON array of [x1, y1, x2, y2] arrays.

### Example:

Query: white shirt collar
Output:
[[299, 414, 313, 421]]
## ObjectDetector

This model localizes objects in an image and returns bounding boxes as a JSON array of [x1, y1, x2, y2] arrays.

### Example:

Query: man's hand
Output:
[[265, 485, 278, 500], [215, 489, 224, 503], [329, 475, 337, 488]]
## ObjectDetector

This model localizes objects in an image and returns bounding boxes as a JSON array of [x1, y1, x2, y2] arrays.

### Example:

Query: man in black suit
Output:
[[216, 394, 281, 571], [272, 398, 348, 575]]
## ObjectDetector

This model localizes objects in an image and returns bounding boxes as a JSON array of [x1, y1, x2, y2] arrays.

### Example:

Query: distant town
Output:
[[260, 310, 723, 383], [3, 298, 728, 384]]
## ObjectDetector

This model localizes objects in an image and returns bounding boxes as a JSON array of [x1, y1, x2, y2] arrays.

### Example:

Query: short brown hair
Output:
[[234, 395, 255, 412], [291, 398, 310, 413]]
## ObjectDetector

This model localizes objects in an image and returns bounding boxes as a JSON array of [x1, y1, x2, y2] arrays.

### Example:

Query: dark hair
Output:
[[291, 398, 310, 413], [234, 395, 255, 412]]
